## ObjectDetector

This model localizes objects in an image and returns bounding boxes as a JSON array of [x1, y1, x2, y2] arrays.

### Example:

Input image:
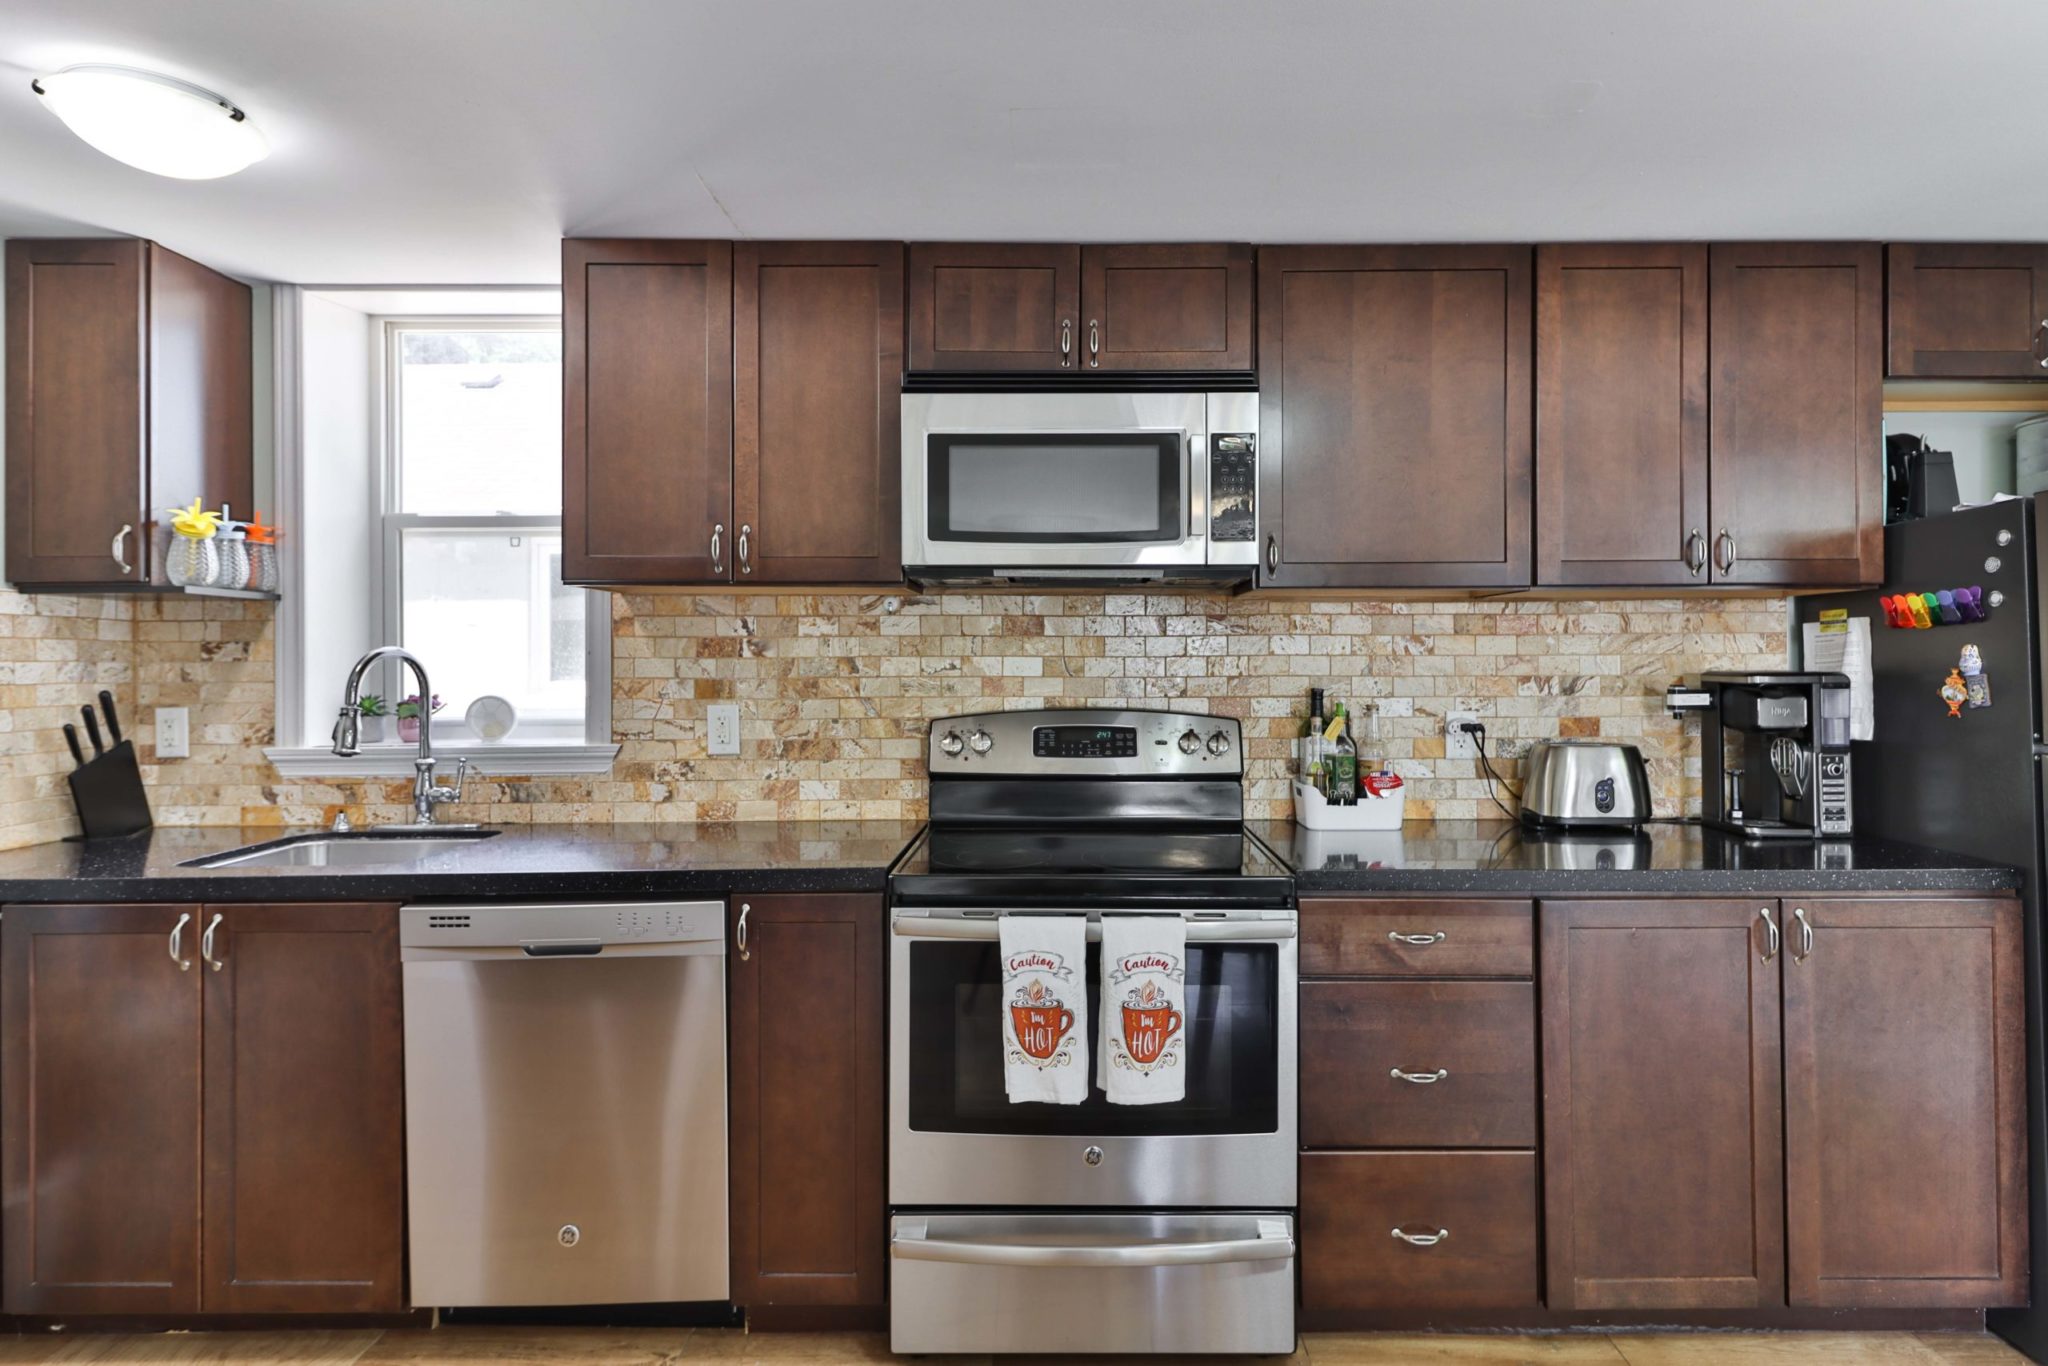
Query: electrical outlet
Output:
[[156, 707, 190, 759], [1445, 711, 1480, 760], [707, 704, 740, 756]]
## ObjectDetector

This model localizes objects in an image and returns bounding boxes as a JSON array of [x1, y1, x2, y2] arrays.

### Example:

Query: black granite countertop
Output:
[[1249, 819, 2022, 895], [0, 821, 925, 904]]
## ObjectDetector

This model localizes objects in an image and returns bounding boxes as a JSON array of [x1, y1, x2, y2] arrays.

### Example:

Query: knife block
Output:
[[66, 740, 154, 840]]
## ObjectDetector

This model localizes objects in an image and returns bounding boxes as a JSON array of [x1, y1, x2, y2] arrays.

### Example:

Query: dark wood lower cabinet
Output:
[[2, 905, 204, 1315], [728, 894, 885, 1312], [1301, 1151, 1540, 1310], [202, 904, 406, 1313]]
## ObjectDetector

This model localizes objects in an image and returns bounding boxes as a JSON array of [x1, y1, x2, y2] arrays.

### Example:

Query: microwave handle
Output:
[[1188, 433, 1202, 539]]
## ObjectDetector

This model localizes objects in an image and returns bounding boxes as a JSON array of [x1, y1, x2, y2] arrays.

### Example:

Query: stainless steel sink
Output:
[[183, 830, 500, 869]]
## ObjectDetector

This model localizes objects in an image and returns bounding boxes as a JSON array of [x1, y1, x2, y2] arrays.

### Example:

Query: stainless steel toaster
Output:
[[1518, 740, 1652, 829]]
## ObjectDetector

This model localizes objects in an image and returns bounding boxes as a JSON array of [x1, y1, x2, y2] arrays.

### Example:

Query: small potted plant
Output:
[[355, 694, 390, 744], [395, 693, 444, 744]]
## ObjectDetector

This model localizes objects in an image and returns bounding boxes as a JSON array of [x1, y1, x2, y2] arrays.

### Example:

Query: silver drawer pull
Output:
[[1388, 931, 1446, 946], [1391, 1227, 1449, 1247], [1390, 1067, 1448, 1084]]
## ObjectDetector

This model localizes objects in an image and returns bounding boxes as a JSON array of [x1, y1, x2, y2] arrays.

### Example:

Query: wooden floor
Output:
[[0, 1329, 2029, 1365]]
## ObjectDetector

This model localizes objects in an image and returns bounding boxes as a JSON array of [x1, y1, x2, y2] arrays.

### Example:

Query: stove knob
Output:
[[968, 728, 995, 755], [938, 730, 965, 757], [1206, 730, 1231, 757], [1177, 729, 1201, 755]]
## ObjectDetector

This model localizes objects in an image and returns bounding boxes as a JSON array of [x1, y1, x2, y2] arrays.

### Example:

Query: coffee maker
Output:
[[1697, 671, 1855, 839]]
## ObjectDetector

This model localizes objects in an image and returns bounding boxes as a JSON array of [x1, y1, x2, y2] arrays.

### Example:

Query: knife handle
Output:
[[97, 689, 122, 744], [80, 706, 105, 755], [63, 724, 85, 768]]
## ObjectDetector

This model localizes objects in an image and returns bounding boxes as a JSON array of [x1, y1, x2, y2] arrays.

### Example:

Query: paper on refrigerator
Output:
[[1801, 613, 1874, 741]]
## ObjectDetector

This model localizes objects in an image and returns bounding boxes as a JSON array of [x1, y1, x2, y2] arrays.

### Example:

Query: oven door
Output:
[[901, 392, 1208, 570], [889, 906, 1297, 1208]]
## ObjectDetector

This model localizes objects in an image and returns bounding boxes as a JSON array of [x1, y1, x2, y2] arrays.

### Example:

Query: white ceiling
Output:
[[0, 0, 2041, 285]]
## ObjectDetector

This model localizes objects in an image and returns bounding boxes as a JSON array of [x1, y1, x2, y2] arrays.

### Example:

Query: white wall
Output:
[[295, 291, 377, 745]]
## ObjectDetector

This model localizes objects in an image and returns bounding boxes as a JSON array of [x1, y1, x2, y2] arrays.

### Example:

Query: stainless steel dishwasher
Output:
[[401, 902, 728, 1307]]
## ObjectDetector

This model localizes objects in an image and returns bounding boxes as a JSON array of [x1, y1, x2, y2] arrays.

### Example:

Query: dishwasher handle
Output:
[[522, 940, 605, 957]]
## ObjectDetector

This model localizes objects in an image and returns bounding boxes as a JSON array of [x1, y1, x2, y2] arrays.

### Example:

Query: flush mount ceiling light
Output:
[[31, 64, 268, 179]]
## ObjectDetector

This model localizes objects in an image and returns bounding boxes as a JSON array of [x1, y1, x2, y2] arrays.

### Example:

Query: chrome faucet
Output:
[[333, 646, 473, 827]]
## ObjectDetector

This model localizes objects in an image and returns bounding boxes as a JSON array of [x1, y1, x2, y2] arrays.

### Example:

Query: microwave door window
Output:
[[927, 433, 1183, 543]]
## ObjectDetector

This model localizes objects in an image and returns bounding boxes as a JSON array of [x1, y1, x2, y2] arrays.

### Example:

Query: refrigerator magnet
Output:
[[1941, 667, 1969, 718]]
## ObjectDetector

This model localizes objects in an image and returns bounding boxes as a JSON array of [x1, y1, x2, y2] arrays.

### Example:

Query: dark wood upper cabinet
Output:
[[907, 244, 1080, 371], [1079, 244, 1253, 372], [1257, 246, 1533, 588], [729, 894, 886, 1311], [1707, 243, 1883, 587], [1540, 899, 1784, 1310], [1888, 244, 2048, 378], [563, 238, 733, 585], [201, 903, 406, 1313], [5, 239, 251, 590], [735, 243, 903, 584], [1782, 897, 2027, 1308], [3, 904, 204, 1315], [1536, 244, 1709, 586]]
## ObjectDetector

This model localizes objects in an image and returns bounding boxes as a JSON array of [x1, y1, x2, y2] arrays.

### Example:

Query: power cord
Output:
[[1460, 721, 1520, 822]]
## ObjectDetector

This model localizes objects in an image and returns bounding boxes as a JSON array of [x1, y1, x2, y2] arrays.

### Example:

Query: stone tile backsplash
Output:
[[1, 588, 1790, 847]]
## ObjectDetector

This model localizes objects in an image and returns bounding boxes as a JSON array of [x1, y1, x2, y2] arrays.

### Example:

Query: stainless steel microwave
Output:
[[901, 391, 1259, 587]]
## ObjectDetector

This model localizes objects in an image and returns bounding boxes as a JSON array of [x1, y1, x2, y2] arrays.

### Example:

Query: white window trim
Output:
[[266, 295, 617, 778]]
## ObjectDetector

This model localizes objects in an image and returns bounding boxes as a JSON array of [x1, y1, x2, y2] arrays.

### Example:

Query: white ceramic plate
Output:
[[465, 695, 518, 742]]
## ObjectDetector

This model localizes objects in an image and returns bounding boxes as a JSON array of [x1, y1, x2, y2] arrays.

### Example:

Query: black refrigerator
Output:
[[1798, 496, 2047, 1358]]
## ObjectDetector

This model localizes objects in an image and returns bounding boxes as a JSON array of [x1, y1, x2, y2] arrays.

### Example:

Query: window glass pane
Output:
[[399, 527, 585, 728], [397, 329, 562, 514]]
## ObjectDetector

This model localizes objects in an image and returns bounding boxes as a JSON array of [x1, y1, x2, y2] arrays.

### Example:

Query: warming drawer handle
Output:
[[520, 940, 605, 957], [892, 1229, 1294, 1269]]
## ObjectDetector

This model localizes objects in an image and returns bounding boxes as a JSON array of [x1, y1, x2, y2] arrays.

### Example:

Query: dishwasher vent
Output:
[[427, 914, 473, 929]]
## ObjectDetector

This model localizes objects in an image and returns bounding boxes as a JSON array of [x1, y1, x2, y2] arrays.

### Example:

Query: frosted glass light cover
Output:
[[33, 65, 268, 179]]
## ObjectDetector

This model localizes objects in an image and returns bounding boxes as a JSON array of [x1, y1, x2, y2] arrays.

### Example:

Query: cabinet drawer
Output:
[[1301, 900, 1533, 977], [1301, 1151, 1539, 1310], [1302, 981, 1535, 1148]]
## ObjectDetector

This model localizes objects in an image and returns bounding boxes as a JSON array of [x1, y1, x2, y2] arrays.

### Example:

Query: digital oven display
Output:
[[1032, 726, 1138, 758]]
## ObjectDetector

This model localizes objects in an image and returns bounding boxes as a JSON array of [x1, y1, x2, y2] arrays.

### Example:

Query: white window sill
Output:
[[263, 742, 620, 778]]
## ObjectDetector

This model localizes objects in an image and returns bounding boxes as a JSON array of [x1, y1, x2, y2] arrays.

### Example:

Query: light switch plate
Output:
[[156, 707, 190, 759], [707, 704, 740, 756], [1445, 711, 1479, 761]]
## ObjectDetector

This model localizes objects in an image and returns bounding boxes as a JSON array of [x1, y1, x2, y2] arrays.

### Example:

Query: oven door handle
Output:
[[892, 1223, 1295, 1269], [891, 917, 1295, 942]]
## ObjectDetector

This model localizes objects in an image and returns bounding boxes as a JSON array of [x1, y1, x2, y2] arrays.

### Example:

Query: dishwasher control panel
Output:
[[400, 901, 727, 958]]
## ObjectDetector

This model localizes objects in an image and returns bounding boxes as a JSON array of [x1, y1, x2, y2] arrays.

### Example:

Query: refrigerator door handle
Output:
[[2033, 742, 2048, 759]]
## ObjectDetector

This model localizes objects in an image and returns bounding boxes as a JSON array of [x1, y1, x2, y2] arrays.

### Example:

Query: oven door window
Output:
[[905, 940, 1279, 1136], [925, 433, 1185, 544]]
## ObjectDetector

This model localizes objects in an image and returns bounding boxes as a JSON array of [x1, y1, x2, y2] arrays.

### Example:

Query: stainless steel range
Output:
[[888, 708, 1297, 1356]]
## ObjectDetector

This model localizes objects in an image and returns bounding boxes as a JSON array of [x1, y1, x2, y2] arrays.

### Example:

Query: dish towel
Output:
[[1100, 915, 1188, 1105], [1000, 914, 1088, 1104]]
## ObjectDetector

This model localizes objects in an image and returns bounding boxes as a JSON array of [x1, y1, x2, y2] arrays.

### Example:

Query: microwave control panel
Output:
[[1210, 434, 1257, 542]]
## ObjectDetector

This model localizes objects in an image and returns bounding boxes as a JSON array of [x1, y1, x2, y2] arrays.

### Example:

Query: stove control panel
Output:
[[929, 708, 1241, 777]]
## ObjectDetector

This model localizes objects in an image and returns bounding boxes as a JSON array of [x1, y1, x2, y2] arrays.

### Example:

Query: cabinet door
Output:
[[1079, 244, 1253, 372], [2, 904, 203, 1314], [1708, 243, 1883, 587], [201, 904, 405, 1313], [734, 243, 903, 584], [1535, 244, 1709, 586], [906, 244, 1080, 372], [1782, 897, 2027, 1307], [1257, 246, 1533, 588], [1540, 899, 1784, 1309], [1301, 1151, 1540, 1310], [4, 240, 147, 588], [729, 895, 886, 1308], [1888, 244, 2048, 378], [563, 239, 733, 584], [147, 243, 253, 573]]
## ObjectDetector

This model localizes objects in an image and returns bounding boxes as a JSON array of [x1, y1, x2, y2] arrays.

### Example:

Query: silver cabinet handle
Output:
[[1792, 906, 1813, 962], [2035, 319, 2048, 369], [1715, 528, 1736, 575], [737, 524, 752, 575], [1264, 533, 1279, 577], [1687, 528, 1706, 577], [1087, 318, 1100, 367], [1388, 930, 1446, 946], [1059, 318, 1072, 367], [200, 912, 225, 972], [168, 912, 192, 971], [112, 524, 133, 575], [1758, 906, 1780, 962], [710, 523, 725, 575], [736, 902, 750, 961], [1391, 1227, 1449, 1247], [1390, 1067, 1448, 1084]]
